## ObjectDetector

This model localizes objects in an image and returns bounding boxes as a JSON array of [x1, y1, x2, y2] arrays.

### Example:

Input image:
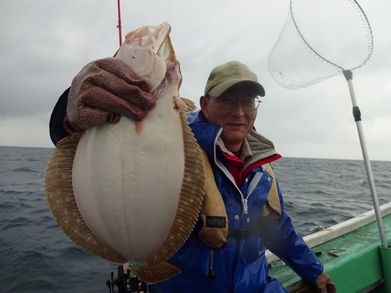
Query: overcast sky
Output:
[[0, 0, 390, 161]]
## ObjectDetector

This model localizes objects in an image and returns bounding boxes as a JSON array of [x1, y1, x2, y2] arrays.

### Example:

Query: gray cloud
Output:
[[0, 0, 390, 160]]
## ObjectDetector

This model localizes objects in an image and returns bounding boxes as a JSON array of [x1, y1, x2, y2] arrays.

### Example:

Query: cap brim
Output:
[[207, 79, 265, 98]]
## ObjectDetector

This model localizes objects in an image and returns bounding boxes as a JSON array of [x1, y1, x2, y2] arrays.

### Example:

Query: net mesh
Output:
[[268, 0, 373, 89]]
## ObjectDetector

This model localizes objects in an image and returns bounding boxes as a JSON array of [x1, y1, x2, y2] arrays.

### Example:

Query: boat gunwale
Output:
[[266, 202, 391, 264]]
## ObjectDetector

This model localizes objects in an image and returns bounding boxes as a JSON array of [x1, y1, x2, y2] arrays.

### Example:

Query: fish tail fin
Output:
[[137, 262, 181, 284]]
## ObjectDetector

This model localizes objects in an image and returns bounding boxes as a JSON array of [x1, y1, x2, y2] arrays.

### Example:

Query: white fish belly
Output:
[[72, 97, 185, 261]]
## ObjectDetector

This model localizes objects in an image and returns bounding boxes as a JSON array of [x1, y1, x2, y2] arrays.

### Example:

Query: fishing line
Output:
[[117, 0, 123, 47]]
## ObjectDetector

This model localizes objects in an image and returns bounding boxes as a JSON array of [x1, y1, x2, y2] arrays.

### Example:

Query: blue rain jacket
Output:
[[150, 111, 323, 293], [49, 92, 323, 292]]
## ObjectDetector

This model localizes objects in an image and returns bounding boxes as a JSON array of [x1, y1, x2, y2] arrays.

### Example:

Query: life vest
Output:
[[198, 150, 282, 249]]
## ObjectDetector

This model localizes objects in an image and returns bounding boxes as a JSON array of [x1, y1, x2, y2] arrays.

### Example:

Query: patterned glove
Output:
[[67, 57, 157, 131]]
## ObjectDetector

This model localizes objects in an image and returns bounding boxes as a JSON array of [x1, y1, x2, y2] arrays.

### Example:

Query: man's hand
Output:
[[315, 272, 336, 293], [67, 58, 157, 131]]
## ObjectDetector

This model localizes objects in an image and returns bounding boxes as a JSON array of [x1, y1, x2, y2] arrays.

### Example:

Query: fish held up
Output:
[[45, 22, 205, 283]]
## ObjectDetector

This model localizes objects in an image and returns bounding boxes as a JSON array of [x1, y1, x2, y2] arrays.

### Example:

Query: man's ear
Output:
[[200, 95, 209, 119]]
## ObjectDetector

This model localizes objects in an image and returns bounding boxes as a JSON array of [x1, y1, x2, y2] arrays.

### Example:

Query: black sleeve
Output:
[[49, 88, 70, 145]]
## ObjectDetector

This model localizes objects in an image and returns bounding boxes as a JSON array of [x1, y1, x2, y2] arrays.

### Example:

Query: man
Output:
[[50, 59, 335, 292]]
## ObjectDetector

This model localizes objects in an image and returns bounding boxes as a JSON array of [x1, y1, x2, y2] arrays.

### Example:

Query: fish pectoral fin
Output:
[[180, 97, 197, 112], [138, 262, 181, 284]]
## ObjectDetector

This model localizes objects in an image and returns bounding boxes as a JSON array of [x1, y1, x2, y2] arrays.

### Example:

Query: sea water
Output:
[[1, 146, 390, 292]]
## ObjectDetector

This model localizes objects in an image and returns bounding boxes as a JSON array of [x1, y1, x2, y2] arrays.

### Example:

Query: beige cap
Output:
[[204, 61, 265, 98]]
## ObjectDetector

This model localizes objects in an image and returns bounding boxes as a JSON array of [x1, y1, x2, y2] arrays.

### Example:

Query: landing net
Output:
[[268, 0, 373, 89]]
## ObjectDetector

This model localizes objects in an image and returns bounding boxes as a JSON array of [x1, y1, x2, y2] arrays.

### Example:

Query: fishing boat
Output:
[[268, 202, 391, 292]]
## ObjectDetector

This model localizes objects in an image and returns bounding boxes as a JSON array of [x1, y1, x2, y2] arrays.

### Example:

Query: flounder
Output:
[[45, 23, 206, 283]]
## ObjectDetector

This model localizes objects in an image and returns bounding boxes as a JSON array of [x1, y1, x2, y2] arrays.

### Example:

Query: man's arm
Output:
[[49, 88, 70, 145], [259, 184, 335, 292], [260, 209, 324, 282], [49, 58, 158, 146]]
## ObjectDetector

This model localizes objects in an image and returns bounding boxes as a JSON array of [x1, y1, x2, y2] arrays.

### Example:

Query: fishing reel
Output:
[[106, 264, 148, 293]]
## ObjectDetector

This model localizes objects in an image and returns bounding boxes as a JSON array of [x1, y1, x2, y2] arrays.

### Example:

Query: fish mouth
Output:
[[153, 23, 176, 63], [126, 22, 175, 63], [118, 22, 179, 91], [124, 22, 175, 61], [153, 23, 182, 89]]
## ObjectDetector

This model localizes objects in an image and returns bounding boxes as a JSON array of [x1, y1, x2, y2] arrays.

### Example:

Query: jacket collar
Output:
[[244, 129, 280, 167], [186, 110, 281, 165], [187, 111, 220, 159]]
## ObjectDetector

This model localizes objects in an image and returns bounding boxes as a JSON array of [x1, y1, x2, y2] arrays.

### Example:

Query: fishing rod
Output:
[[107, 4, 151, 290], [117, 0, 123, 47], [106, 264, 148, 293]]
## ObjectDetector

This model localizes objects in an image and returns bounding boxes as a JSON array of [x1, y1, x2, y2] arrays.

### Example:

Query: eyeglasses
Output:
[[212, 95, 262, 110]]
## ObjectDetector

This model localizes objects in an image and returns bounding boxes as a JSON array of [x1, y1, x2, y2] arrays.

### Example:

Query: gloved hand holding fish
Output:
[[45, 22, 227, 283], [66, 57, 158, 130]]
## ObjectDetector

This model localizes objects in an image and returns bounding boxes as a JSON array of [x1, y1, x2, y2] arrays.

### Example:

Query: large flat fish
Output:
[[45, 23, 205, 283]]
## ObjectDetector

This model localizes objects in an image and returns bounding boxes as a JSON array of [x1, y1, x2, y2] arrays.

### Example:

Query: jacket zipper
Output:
[[213, 129, 250, 215], [208, 249, 216, 278]]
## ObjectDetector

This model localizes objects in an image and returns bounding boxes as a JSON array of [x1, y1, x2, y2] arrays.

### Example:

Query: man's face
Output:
[[200, 85, 258, 152]]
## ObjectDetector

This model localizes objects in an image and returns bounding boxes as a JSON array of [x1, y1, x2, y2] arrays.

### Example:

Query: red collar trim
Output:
[[241, 153, 282, 180], [218, 147, 281, 187], [220, 149, 242, 163]]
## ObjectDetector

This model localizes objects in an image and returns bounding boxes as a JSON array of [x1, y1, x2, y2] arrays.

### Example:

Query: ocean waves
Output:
[[1, 146, 390, 292]]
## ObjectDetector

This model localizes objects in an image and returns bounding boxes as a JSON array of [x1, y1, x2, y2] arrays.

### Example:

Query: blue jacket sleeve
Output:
[[259, 185, 324, 282], [49, 88, 70, 145]]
